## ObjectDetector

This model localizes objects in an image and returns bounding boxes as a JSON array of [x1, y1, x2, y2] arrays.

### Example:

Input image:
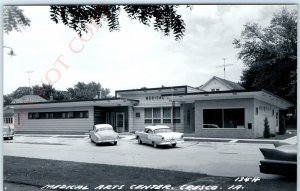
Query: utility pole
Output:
[[25, 71, 34, 87], [216, 58, 233, 79]]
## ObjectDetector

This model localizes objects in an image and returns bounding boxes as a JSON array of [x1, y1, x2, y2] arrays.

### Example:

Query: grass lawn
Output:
[[4, 156, 296, 191]]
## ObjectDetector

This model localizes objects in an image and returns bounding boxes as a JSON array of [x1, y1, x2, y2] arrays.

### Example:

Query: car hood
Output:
[[156, 132, 183, 139]]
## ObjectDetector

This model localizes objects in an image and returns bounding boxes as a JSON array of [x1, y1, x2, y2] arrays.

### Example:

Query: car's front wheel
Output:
[[171, 143, 176, 147], [153, 142, 158, 148], [113, 141, 117, 145], [138, 137, 143, 144]]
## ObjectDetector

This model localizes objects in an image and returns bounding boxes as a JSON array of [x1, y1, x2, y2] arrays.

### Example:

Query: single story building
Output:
[[4, 76, 293, 138]]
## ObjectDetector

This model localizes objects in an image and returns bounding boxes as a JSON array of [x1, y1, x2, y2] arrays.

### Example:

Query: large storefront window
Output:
[[203, 108, 245, 128], [144, 107, 180, 124]]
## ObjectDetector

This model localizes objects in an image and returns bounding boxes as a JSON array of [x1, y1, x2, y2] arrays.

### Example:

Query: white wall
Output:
[[194, 98, 255, 138], [254, 100, 279, 137], [201, 78, 231, 91], [14, 106, 94, 133]]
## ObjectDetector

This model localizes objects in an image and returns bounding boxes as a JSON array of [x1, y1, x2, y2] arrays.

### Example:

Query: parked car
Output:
[[89, 124, 119, 146], [203, 124, 219, 128], [3, 124, 14, 140], [135, 125, 184, 148], [259, 144, 297, 177]]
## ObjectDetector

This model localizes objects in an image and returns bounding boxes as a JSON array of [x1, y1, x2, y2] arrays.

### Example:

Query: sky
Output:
[[3, 4, 297, 95]]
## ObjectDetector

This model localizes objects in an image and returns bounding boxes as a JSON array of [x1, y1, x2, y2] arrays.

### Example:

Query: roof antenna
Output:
[[25, 71, 34, 87], [216, 58, 233, 79]]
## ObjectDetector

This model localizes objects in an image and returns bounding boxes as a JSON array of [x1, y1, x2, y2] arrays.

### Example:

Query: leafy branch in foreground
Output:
[[50, 5, 190, 40]]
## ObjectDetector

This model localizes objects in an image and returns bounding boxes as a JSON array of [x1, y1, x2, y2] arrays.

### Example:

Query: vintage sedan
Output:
[[135, 125, 184, 148], [259, 143, 297, 177], [3, 124, 14, 140], [89, 124, 119, 146]]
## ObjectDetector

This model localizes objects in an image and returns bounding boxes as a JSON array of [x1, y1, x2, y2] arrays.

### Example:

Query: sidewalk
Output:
[[15, 133, 297, 145]]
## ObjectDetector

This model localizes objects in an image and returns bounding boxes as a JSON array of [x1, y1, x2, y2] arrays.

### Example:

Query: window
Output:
[[18, 113, 20, 125], [144, 108, 152, 124], [144, 107, 181, 124], [256, 107, 258, 115], [276, 112, 279, 126], [28, 111, 89, 119], [173, 107, 181, 123], [272, 109, 274, 116], [203, 108, 245, 128], [153, 108, 161, 123], [216, 89, 220, 91], [163, 107, 171, 123], [67, 112, 74, 118], [187, 110, 191, 125], [211, 89, 215, 91], [135, 112, 140, 118]]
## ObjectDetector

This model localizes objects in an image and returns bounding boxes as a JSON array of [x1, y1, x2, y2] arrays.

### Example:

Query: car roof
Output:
[[94, 124, 113, 129], [145, 125, 171, 131]]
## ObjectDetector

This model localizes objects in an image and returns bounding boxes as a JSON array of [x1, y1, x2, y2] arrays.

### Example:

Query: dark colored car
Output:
[[259, 144, 297, 177]]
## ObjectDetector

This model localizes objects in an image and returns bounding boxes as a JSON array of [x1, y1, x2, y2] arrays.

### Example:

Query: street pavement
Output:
[[3, 134, 285, 179]]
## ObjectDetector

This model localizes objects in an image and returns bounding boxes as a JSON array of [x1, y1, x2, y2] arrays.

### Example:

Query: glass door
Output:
[[116, 112, 125, 133]]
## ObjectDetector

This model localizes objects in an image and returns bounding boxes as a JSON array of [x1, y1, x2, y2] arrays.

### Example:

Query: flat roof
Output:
[[162, 89, 293, 109], [115, 85, 197, 96], [6, 98, 139, 109]]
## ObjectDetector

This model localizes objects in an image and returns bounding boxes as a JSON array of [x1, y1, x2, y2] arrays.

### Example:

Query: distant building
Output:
[[4, 77, 293, 138]]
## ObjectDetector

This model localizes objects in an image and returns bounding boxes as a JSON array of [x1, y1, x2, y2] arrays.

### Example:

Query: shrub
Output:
[[263, 117, 271, 138]]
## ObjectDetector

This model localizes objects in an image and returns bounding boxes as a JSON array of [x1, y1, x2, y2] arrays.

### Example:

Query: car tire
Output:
[[153, 142, 158, 148], [138, 137, 142, 144], [10, 137, 13, 140], [171, 143, 176, 147], [113, 141, 117, 145]]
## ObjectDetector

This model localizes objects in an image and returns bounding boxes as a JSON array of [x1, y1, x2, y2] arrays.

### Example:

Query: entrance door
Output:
[[116, 112, 125, 133]]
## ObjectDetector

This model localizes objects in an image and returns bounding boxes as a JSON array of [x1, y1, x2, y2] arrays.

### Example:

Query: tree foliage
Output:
[[67, 82, 110, 100], [50, 5, 189, 40], [4, 82, 111, 105], [233, 8, 297, 103], [32, 83, 55, 100], [3, 6, 31, 34]]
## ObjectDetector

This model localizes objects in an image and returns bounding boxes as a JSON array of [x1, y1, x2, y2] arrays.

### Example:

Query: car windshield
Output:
[[96, 127, 113, 132], [154, 128, 172, 133]]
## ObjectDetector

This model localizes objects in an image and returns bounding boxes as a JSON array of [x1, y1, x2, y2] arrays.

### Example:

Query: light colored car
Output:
[[135, 125, 184, 148], [259, 143, 297, 177], [3, 124, 14, 140], [203, 124, 219, 128], [89, 124, 119, 146]]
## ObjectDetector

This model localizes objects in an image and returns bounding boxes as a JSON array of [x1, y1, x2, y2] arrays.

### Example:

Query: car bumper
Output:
[[3, 134, 13, 138], [259, 160, 297, 176], [158, 139, 184, 145], [95, 139, 118, 143]]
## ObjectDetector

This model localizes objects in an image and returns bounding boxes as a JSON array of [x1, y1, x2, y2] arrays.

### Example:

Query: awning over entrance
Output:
[[162, 89, 293, 110], [5, 98, 139, 109]]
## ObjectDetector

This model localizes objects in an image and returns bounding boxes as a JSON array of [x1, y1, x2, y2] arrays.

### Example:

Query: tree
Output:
[[233, 8, 297, 103], [3, 87, 32, 105], [32, 83, 55, 100], [3, 6, 31, 34], [4, 5, 189, 40], [67, 82, 110, 100], [50, 5, 189, 40]]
